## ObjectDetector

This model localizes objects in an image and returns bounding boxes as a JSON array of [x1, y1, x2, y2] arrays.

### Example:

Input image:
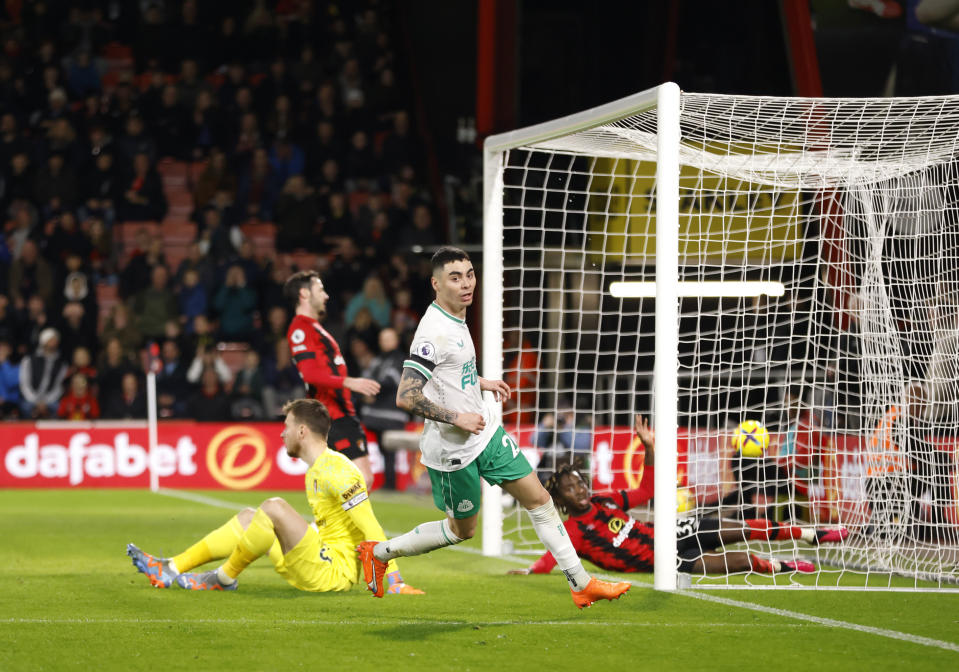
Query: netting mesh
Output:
[[492, 91, 959, 588]]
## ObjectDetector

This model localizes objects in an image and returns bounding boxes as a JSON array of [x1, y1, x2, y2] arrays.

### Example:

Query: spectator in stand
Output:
[[186, 367, 232, 422], [177, 268, 209, 331], [187, 89, 224, 160], [101, 304, 143, 359], [344, 129, 378, 192], [187, 314, 217, 360], [19, 327, 67, 419], [344, 307, 379, 372], [65, 50, 100, 99], [19, 295, 50, 357], [97, 337, 138, 399], [400, 204, 439, 249], [305, 120, 343, 180], [359, 327, 410, 489], [213, 264, 258, 343], [236, 146, 277, 221], [156, 339, 191, 419], [129, 264, 178, 342], [118, 228, 158, 299], [314, 158, 344, 200], [275, 175, 319, 252], [175, 241, 217, 292], [380, 110, 417, 177], [150, 84, 189, 160], [34, 152, 78, 216], [65, 345, 97, 390], [269, 137, 305, 188], [3, 153, 37, 214], [115, 114, 156, 168], [322, 192, 354, 245], [390, 287, 419, 343], [195, 152, 239, 216], [186, 342, 233, 389], [261, 305, 289, 358], [57, 372, 100, 420], [57, 301, 97, 362], [102, 371, 147, 420], [9, 239, 55, 310], [196, 207, 238, 265], [118, 152, 167, 223], [262, 338, 304, 418], [324, 238, 367, 319], [0, 339, 22, 419], [47, 215, 93, 280], [231, 350, 266, 420], [80, 151, 121, 227], [345, 276, 392, 328]]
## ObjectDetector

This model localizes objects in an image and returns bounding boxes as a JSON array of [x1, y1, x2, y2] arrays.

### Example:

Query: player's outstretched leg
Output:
[[570, 578, 632, 609], [175, 569, 238, 591], [748, 555, 816, 574], [126, 543, 180, 588], [357, 541, 389, 597]]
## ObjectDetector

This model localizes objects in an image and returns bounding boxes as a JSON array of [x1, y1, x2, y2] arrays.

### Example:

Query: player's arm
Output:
[[340, 484, 401, 573], [396, 367, 485, 434], [292, 349, 379, 395], [634, 414, 655, 466]]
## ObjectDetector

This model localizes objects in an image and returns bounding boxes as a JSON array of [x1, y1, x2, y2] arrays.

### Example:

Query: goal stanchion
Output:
[[482, 83, 959, 591]]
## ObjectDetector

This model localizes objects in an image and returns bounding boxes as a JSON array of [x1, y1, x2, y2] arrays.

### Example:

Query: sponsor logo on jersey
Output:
[[460, 358, 478, 389], [291, 344, 307, 354], [609, 516, 635, 547], [456, 340, 464, 349], [417, 342, 436, 361], [341, 481, 363, 501], [291, 329, 306, 344], [456, 499, 474, 513]]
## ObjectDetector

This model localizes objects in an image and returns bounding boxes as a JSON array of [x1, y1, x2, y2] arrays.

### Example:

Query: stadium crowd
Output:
[[0, 1, 441, 424]]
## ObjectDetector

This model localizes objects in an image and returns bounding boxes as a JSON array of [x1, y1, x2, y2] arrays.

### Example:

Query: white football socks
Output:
[[527, 500, 591, 591], [374, 519, 464, 562]]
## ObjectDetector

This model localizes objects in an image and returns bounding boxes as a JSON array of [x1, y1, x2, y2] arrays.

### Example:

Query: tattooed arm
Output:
[[396, 368, 485, 434]]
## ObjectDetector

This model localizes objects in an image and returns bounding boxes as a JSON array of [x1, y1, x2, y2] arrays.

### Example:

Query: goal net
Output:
[[481, 83, 959, 590]]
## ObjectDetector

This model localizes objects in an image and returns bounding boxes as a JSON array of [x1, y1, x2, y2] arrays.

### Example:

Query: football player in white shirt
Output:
[[358, 246, 630, 608]]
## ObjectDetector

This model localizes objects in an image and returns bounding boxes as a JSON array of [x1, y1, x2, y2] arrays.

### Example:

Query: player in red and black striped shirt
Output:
[[513, 417, 848, 577], [283, 271, 382, 485]]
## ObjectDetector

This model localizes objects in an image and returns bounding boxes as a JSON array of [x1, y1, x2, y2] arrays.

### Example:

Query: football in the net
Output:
[[732, 420, 769, 458]]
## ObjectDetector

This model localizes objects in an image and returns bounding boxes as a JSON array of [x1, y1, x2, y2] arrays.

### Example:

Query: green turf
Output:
[[0, 489, 957, 671]]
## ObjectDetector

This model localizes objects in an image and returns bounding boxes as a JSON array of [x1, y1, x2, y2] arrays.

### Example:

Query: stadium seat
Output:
[[288, 250, 319, 271], [240, 221, 277, 251], [157, 159, 189, 191], [161, 219, 197, 245], [348, 190, 371, 215]]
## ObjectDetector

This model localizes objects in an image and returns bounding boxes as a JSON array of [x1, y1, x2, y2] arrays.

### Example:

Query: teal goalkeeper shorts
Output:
[[428, 426, 533, 519]]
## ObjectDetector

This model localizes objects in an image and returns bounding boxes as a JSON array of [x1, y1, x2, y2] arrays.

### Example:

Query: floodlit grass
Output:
[[0, 489, 957, 671]]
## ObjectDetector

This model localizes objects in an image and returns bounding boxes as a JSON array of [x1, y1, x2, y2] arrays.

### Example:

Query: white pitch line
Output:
[[0, 618, 803, 628], [151, 489, 959, 654]]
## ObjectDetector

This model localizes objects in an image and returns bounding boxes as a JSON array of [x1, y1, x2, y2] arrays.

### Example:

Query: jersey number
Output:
[[502, 434, 519, 459]]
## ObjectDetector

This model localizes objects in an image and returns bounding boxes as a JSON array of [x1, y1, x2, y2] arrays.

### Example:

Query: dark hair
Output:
[[282, 398, 332, 440], [430, 246, 470, 275], [543, 461, 589, 514], [283, 270, 319, 310]]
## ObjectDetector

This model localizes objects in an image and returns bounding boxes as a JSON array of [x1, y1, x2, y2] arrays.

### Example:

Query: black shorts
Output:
[[327, 415, 369, 460], [676, 517, 721, 573]]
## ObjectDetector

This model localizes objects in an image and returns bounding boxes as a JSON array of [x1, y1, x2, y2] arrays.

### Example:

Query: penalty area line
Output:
[[150, 489, 959, 653]]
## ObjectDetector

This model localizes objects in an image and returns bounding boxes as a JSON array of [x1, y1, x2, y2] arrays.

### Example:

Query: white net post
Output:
[[482, 149, 505, 556], [653, 82, 680, 591]]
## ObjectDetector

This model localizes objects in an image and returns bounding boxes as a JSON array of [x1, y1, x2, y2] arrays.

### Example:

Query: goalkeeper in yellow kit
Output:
[[126, 398, 422, 594]]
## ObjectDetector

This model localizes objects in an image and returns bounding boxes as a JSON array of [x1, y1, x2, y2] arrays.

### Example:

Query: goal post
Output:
[[481, 82, 959, 591]]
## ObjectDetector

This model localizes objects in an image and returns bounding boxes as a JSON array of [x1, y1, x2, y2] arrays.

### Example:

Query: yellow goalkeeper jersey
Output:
[[304, 448, 398, 572]]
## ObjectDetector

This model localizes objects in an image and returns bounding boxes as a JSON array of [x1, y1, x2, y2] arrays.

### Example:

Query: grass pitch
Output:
[[0, 489, 957, 671]]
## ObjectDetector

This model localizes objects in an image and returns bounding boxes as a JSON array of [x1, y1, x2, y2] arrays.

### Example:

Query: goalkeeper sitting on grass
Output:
[[511, 417, 848, 577], [126, 398, 422, 594]]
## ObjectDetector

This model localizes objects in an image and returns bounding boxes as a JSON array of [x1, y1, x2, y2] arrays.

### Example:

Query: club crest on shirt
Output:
[[416, 342, 436, 361], [334, 355, 345, 366], [291, 329, 306, 344]]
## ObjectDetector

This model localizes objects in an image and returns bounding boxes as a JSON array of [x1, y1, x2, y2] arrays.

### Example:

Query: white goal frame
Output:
[[480, 81, 959, 593], [481, 83, 682, 590]]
